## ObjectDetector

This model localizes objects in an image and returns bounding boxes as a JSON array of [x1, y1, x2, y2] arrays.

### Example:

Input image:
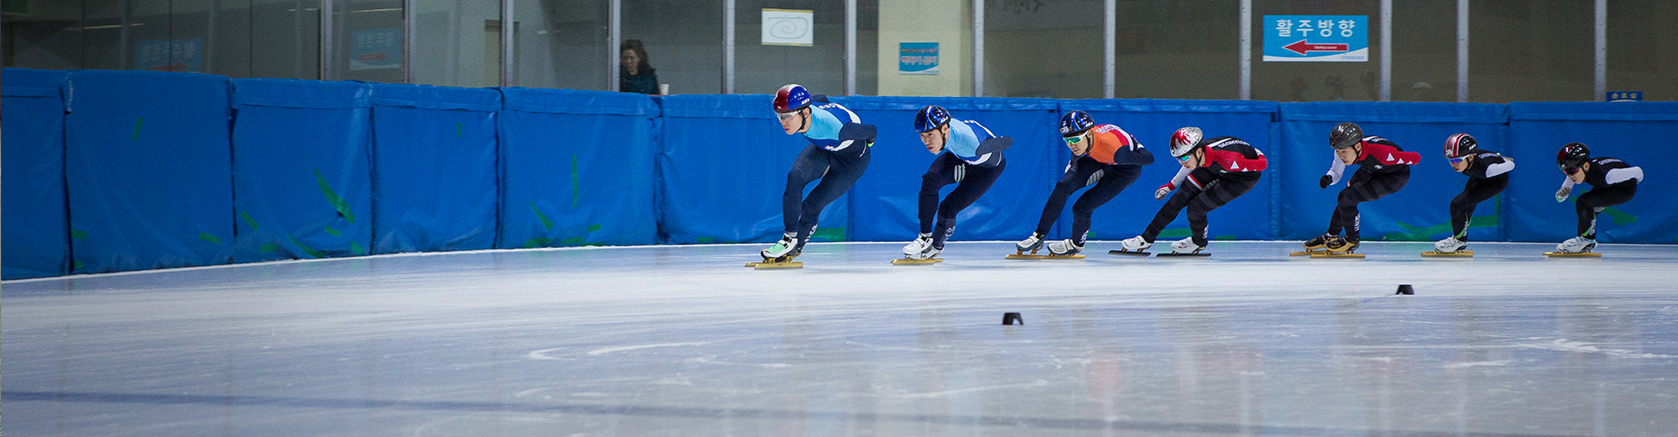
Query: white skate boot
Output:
[[1116, 235, 1152, 253], [1015, 232, 1045, 254], [1169, 237, 1204, 254], [1555, 236, 1596, 254], [903, 233, 933, 258], [1433, 236, 1466, 253], [1046, 238, 1083, 256], [761, 232, 800, 260]]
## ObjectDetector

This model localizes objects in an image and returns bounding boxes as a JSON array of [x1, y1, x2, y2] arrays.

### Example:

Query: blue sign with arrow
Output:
[[1263, 15, 1368, 62]]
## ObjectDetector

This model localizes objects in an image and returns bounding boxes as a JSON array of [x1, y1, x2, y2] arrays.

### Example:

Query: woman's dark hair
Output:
[[621, 39, 652, 74]]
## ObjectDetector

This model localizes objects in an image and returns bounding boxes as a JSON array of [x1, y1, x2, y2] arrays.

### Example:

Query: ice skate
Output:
[[1014, 232, 1044, 255], [893, 234, 944, 265], [1546, 237, 1601, 257], [749, 233, 804, 268], [1046, 238, 1084, 257], [1292, 233, 1334, 256], [1158, 237, 1209, 257], [1109, 236, 1152, 256], [1422, 236, 1472, 257], [1311, 236, 1365, 259]]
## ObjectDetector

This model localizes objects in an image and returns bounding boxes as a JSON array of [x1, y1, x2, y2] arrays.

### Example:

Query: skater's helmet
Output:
[[1556, 142, 1590, 171], [1059, 110, 1095, 137], [773, 84, 812, 113], [1169, 127, 1204, 158], [1330, 122, 1364, 149], [1443, 133, 1478, 158], [914, 106, 952, 133]]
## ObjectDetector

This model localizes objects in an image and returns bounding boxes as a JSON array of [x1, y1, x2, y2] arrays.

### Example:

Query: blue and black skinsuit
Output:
[[783, 96, 876, 249], [919, 119, 1012, 249]]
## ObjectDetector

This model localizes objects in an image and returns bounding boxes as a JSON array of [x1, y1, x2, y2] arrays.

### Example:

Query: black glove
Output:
[[1319, 175, 1332, 189]]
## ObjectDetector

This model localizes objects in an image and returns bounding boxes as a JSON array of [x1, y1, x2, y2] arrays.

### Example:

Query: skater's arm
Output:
[[976, 137, 1013, 155], [1324, 156, 1346, 186], [1156, 166, 1192, 199], [1556, 177, 1575, 202], [1484, 157, 1514, 178], [1604, 166, 1644, 185]]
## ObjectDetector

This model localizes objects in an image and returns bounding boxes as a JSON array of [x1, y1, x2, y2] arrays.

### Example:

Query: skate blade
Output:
[[1005, 254, 1084, 260], [1309, 252, 1364, 259], [1108, 250, 1152, 256], [1289, 250, 1321, 256], [891, 258, 943, 265], [1157, 252, 1210, 257], [1421, 250, 1473, 257], [1544, 252, 1601, 258], [1005, 254, 1047, 260], [751, 261, 804, 269]]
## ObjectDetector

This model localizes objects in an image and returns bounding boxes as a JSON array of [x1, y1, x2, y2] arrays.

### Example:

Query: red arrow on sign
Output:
[[1283, 40, 1349, 55]]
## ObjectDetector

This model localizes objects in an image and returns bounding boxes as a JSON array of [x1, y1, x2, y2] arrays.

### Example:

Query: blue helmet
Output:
[[1059, 110, 1095, 137], [774, 84, 812, 113], [914, 106, 952, 133]]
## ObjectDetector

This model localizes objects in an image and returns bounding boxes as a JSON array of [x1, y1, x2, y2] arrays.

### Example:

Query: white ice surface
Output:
[[5, 241, 1678, 436]]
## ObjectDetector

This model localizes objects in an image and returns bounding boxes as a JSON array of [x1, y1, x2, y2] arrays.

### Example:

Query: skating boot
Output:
[[1169, 237, 1205, 254], [903, 233, 933, 259], [1325, 236, 1359, 254], [761, 232, 802, 261], [1555, 236, 1596, 254], [1303, 233, 1334, 251], [1015, 232, 1045, 255], [1115, 236, 1152, 253], [1433, 236, 1467, 253], [1046, 238, 1083, 256]]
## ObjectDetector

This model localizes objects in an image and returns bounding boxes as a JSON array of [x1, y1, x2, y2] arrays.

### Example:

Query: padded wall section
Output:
[[230, 79, 374, 262], [1507, 102, 1678, 244], [369, 84, 501, 254], [2, 68, 71, 279], [1277, 103, 1511, 241], [657, 95, 850, 244], [836, 96, 1060, 242], [498, 88, 658, 248], [1062, 99, 1280, 242], [64, 70, 235, 273]]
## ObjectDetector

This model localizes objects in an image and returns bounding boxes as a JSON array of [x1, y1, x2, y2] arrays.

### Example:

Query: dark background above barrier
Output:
[[4, 68, 1673, 279]]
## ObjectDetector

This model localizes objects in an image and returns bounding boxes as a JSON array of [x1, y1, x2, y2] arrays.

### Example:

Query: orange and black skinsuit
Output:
[[1030, 124, 1155, 245], [1139, 136, 1268, 247]]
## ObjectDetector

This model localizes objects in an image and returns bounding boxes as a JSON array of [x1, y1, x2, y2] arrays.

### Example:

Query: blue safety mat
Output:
[[2, 68, 71, 279], [369, 83, 501, 254], [1506, 102, 1678, 244], [498, 88, 659, 248], [657, 94, 851, 245], [230, 79, 373, 262], [63, 70, 236, 273], [1277, 102, 1510, 242]]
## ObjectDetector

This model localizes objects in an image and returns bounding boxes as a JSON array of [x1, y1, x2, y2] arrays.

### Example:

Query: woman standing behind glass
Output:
[[619, 40, 661, 95]]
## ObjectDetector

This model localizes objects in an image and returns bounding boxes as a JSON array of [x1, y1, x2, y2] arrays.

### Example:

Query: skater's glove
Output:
[[1154, 184, 1173, 200], [1319, 175, 1333, 189], [1555, 186, 1571, 202]]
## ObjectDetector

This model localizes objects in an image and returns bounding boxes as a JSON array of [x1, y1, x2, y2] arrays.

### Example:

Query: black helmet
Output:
[[1443, 133, 1477, 158], [1556, 142, 1590, 171], [1330, 122, 1363, 149]]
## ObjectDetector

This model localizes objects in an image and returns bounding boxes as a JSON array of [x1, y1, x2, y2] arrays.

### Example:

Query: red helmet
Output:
[[1443, 133, 1477, 158], [773, 84, 811, 113]]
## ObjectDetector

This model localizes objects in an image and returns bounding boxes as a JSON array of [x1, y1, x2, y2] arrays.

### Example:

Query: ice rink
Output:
[[4, 241, 1678, 436]]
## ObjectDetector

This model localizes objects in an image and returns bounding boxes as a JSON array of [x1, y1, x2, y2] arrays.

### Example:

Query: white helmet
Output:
[[1169, 127, 1204, 158]]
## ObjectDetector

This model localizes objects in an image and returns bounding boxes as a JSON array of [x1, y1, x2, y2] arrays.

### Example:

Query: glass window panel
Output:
[[735, 0, 847, 96], [128, 0, 174, 71], [1114, 0, 1239, 99], [517, 0, 606, 90], [332, 0, 403, 82], [1389, 0, 1454, 102], [204, 0, 256, 78], [1251, 0, 1380, 102], [168, 0, 213, 74], [247, 0, 320, 79], [414, 0, 502, 87], [80, 0, 128, 70], [624, 0, 722, 95], [855, 0, 877, 95], [985, 0, 1103, 99], [1607, 0, 1678, 101], [1468, 0, 1591, 103], [2, 1, 85, 69]]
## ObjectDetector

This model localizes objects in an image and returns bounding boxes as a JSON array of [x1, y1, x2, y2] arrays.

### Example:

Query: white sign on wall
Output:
[[761, 9, 813, 46]]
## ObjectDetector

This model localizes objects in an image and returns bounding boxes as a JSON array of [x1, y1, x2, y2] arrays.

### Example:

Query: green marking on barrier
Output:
[[810, 227, 846, 242], [73, 260, 85, 270], [456, 122, 463, 137], [199, 233, 222, 244], [571, 154, 580, 209], [587, 224, 602, 232], [560, 235, 586, 245], [1385, 215, 1499, 241], [1157, 228, 1190, 239], [530, 203, 554, 230], [350, 242, 365, 255], [71, 229, 87, 240], [697, 237, 716, 244], [314, 169, 356, 223], [240, 211, 260, 230], [258, 244, 280, 253], [324, 226, 341, 237], [522, 237, 553, 248], [131, 117, 143, 141], [1604, 208, 1636, 226], [1214, 235, 1237, 241], [288, 236, 325, 258]]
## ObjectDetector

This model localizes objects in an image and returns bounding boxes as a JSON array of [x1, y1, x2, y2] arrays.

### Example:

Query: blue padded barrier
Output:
[[369, 84, 500, 254], [1277, 102, 1510, 242], [1506, 102, 1678, 244], [498, 88, 658, 248], [1060, 99, 1281, 242], [64, 70, 236, 273], [657, 95, 851, 244], [230, 79, 373, 262], [2, 68, 71, 279], [834, 96, 1060, 243]]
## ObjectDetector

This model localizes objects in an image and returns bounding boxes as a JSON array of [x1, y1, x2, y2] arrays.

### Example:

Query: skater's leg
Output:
[[783, 145, 830, 234], [1450, 177, 1506, 240], [1032, 158, 1103, 237], [1068, 165, 1140, 243], [1142, 167, 1214, 242], [919, 154, 962, 234], [932, 158, 1005, 248], [1334, 167, 1408, 242], [1183, 177, 1257, 247], [1575, 183, 1637, 239], [795, 146, 872, 243]]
